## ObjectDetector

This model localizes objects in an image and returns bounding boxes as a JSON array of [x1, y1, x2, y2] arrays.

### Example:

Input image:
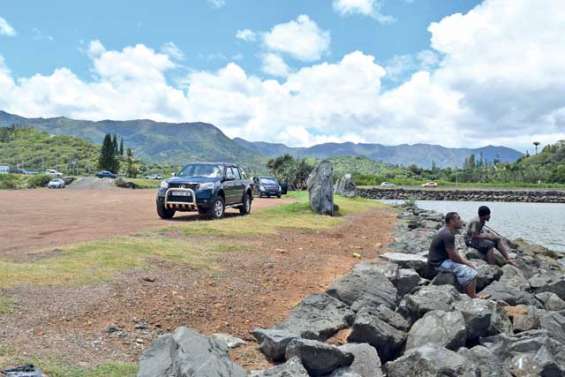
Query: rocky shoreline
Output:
[[358, 187, 565, 203], [136, 203, 565, 376]]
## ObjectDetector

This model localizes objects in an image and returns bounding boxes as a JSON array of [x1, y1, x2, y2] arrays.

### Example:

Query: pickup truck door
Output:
[[233, 167, 246, 203], [223, 167, 237, 205]]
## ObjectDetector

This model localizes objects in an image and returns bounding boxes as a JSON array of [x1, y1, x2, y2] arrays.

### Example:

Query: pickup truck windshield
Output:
[[178, 164, 223, 178], [260, 178, 278, 184]]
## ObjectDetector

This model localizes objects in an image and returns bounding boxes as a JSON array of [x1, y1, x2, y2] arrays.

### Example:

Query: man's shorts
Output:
[[437, 259, 477, 287], [467, 239, 496, 255]]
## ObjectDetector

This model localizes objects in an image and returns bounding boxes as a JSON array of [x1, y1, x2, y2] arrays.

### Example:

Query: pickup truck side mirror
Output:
[[171, 172, 176, 177]]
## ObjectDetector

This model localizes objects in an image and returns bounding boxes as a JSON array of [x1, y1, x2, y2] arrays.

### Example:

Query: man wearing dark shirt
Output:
[[465, 206, 516, 266], [428, 212, 480, 298]]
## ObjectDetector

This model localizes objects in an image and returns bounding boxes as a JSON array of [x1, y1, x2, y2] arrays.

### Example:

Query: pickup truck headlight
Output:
[[259, 185, 265, 191], [198, 182, 215, 190], [160, 180, 169, 189]]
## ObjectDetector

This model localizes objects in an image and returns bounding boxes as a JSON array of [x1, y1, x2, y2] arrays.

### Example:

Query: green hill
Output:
[[0, 126, 99, 175]]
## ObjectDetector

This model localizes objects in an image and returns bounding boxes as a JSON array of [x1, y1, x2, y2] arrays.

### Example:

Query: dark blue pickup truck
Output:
[[156, 162, 253, 219]]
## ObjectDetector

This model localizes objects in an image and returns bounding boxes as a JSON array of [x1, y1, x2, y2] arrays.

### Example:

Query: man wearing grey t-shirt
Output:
[[428, 212, 480, 298]]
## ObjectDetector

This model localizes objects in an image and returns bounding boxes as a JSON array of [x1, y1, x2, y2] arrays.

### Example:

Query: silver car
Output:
[[47, 178, 66, 189]]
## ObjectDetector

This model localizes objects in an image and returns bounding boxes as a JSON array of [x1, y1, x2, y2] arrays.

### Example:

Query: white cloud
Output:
[[235, 29, 256, 42], [1, 0, 565, 151], [332, 0, 395, 24], [261, 53, 291, 77], [160, 42, 184, 61], [0, 16, 16, 37], [207, 0, 225, 9], [263, 15, 330, 62]]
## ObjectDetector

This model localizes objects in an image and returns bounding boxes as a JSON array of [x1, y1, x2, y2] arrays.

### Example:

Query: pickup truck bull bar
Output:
[[164, 188, 197, 210]]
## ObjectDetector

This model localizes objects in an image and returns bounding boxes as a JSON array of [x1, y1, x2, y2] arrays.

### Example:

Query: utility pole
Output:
[[533, 141, 540, 155]]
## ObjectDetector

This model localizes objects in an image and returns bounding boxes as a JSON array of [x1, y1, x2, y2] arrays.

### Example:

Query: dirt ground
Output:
[[0, 188, 292, 261], [0, 188, 396, 371]]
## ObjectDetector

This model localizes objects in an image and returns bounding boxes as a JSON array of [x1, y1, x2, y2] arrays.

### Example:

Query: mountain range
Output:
[[0, 110, 522, 170]]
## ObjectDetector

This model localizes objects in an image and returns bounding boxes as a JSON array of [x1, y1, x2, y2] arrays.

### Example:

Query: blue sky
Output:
[[1, 0, 564, 152]]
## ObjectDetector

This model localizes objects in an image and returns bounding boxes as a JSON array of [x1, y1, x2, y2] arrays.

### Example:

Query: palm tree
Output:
[[533, 141, 540, 155]]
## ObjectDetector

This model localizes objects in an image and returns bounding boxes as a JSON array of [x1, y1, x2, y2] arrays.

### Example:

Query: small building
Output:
[[0, 165, 9, 174]]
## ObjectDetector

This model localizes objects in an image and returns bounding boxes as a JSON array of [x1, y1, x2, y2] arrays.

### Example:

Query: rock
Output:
[[480, 281, 540, 306], [362, 304, 411, 332], [476, 264, 503, 291], [252, 328, 299, 362], [327, 369, 362, 377], [334, 174, 356, 198], [307, 160, 335, 215], [504, 305, 542, 332], [337, 343, 384, 377], [394, 269, 422, 296], [529, 271, 565, 300], [249, 357, 309, 377], [379, 253, 432, 279], [347, 307, 407, 362], [211, 333, 246, 349], [400, 285, 462, 320], [105, 324, 122, 334], [285, 338, 354, 376], [137, 327, 246, 377], [405, 310, 466, 351], [327, 270, 398, 311], [499, 265, 530, 290], [536, 292, 565, 311], [430, 271, 459, 289], [508, 349, 563, 377], [278, 293, 354, 341], [457, 346, 511, 377], [453, 299, 512, 341], [539, 311, 565, 343], [385, 345, 479, 377]]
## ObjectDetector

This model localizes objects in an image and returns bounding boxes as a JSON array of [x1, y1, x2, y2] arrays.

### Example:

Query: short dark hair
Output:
[[478, 206, 491, 217], [445, 212, 459, 224]]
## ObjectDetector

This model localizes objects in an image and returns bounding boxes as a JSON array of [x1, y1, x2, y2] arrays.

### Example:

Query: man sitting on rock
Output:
[[465, 206, 516, 267], [428, 212, 480, 298]]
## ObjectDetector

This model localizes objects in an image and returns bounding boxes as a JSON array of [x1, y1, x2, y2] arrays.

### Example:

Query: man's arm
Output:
[[471, 222, 497, 241], [447, 247, 475, 269]]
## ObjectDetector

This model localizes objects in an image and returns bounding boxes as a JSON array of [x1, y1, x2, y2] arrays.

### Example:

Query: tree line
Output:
[[98, 134, 141, 177]]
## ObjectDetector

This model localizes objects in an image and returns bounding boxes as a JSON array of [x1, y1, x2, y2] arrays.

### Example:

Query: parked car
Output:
[[47, 178, 65, 189], [252, 176, 282, 198], [10, 168, 36, 175], [145, 174, 163, 180], [380, 182, 396, 187], [46, 169, 63, 177], [156, 162, 253, 220], [96, 170, 117, 178], [421, 181, 438, 188]]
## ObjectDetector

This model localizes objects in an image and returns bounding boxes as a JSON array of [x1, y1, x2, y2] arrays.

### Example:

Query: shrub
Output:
[[27, 174, 51, 188]]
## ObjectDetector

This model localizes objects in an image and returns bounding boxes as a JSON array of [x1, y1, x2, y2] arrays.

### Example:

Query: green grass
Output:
[[0, 295, 14, 315], [0, 173, 51, 189], [127, 178, 160, 189]]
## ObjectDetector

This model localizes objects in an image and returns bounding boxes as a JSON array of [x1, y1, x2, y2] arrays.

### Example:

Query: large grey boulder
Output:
[[307, 160, 335, 215], [457, 346, 511, 377], [362, 304, 411, 332], [405, 310, 466, 351], [536, 292, 565, 311], [249, 357, 309, 377], [353, 262, 420, 297], [385, 345, 479, 377], [252, 328, 299, 362], [529, 271, 565, 300], [399, 285, 462, 320], [137, 327, 246, 377], [453, 299, 512, 341], [481, 281, 540, 306], [278, 293, 354, 341], [476, 264, 503, 291], [507, 305, 543, 332], [336, 343, 384, 377], [285, 338, 354, 377], [379, 253, 431, 279], [327, 269, 398, 311], [499, 265, 530, 290], [539, 311, 565, 344], [347, 307, 407, 362]]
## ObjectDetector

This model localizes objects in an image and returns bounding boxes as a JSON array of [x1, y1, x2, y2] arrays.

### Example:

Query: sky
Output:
[[1, 0, 564, 152]]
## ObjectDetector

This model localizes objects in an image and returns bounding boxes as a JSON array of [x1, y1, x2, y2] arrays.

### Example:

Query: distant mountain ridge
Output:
[[0, 110, 522, 169]]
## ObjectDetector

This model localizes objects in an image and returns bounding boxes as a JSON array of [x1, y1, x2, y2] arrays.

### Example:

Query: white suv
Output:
[[46, 169, 63, 177]]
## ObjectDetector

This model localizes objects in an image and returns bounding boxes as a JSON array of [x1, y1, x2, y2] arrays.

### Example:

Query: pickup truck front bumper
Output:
[[157, 188, 213, 211]]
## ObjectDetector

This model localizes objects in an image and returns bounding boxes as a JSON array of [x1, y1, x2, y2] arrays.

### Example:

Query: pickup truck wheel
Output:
[[156, 201, 175, 219], [239, 193, 252, 215], [208, 197, 225, 219]]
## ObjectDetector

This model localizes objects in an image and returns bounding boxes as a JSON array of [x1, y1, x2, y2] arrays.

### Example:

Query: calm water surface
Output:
[[385, 200, 565, 253]]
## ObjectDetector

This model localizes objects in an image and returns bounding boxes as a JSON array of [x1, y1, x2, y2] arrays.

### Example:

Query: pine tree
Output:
[[119, 138, 124, 156], [98, 134, 115, 171], [112, 134, 118, 155]]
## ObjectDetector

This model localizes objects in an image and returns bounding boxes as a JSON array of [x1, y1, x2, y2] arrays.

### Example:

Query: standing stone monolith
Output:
[[307, 160, 335, 215]]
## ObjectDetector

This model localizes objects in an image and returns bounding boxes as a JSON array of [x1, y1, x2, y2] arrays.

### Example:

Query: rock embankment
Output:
[[136, 203, 565, 376], [358, 187, 565, 203]]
